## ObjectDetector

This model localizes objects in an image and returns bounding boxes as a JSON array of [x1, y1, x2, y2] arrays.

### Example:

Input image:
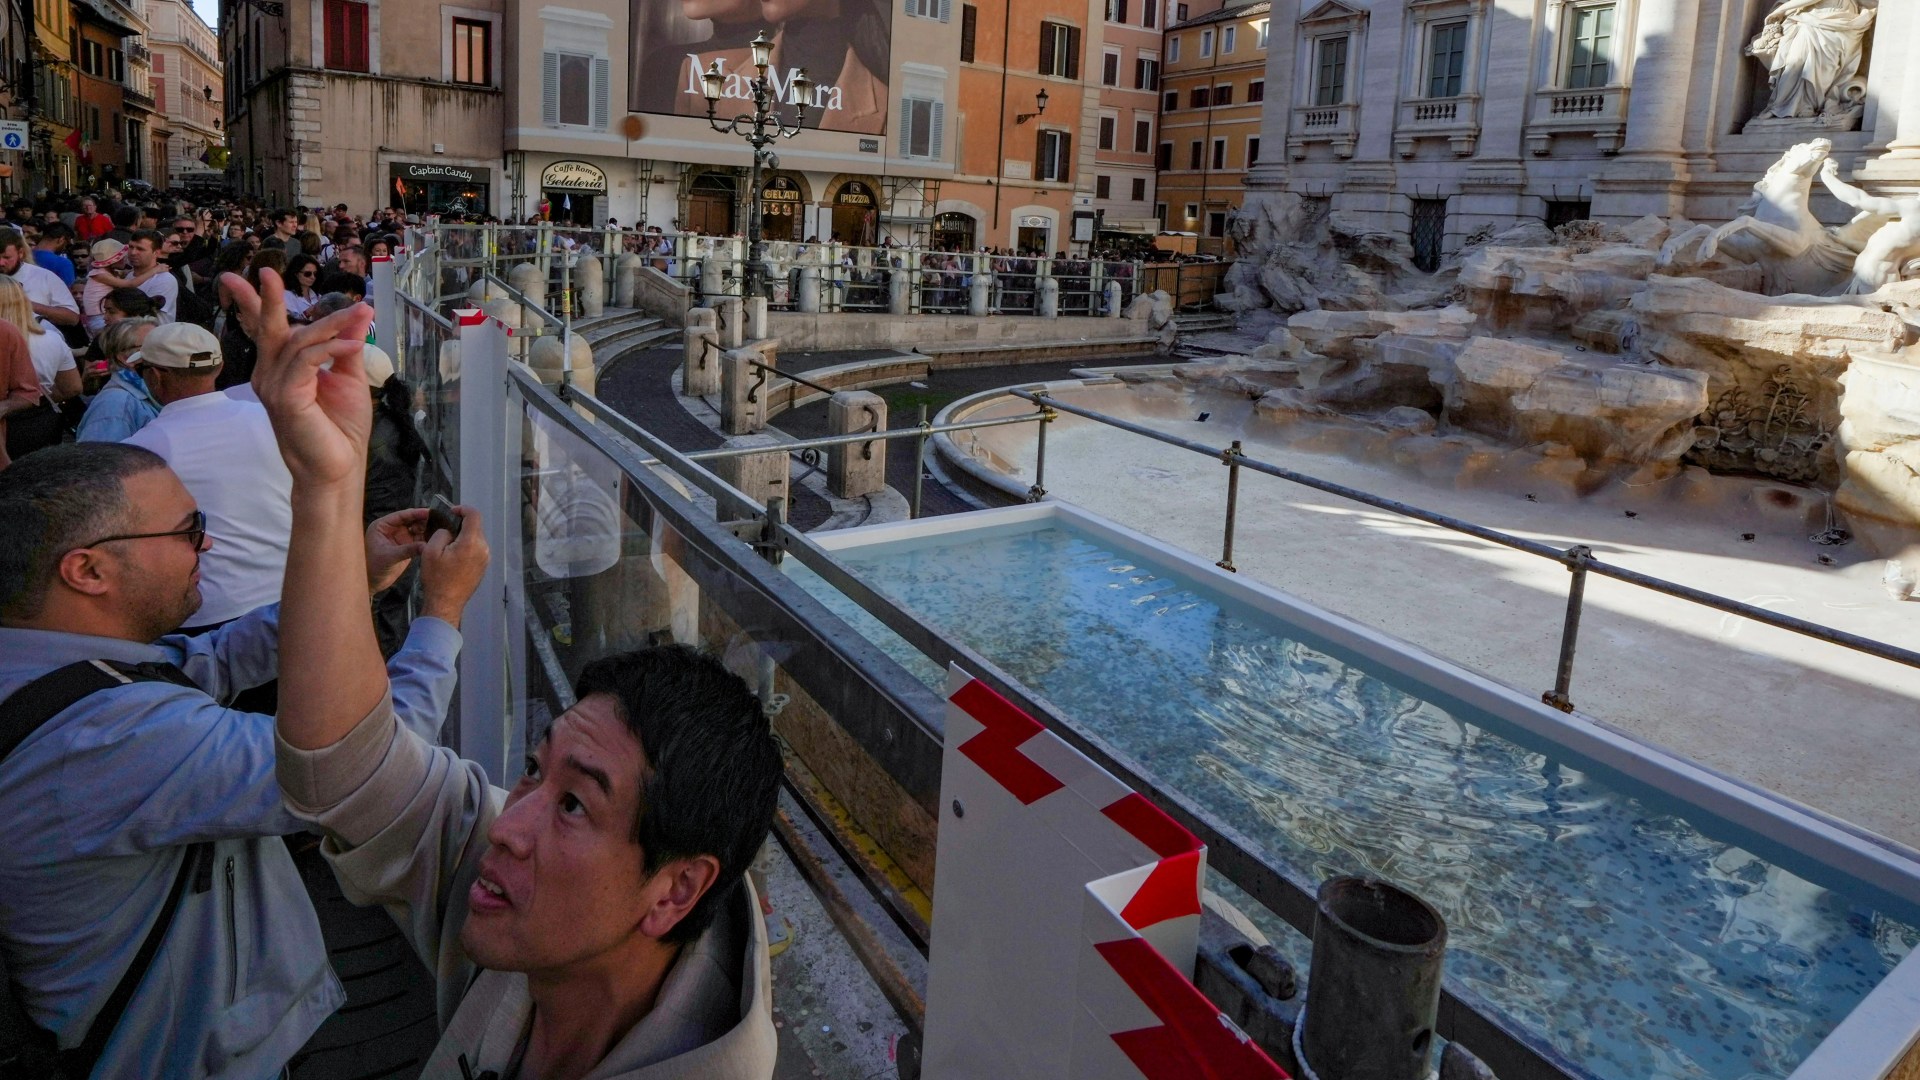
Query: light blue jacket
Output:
[[75, 367, 160, 444], [0, 605, 461, 1079]]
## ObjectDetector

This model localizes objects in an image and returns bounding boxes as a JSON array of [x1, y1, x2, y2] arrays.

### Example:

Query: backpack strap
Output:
[[0, 658, 210, 1079]]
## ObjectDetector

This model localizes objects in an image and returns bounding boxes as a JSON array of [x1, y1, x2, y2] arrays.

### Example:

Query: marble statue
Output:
[[1658, 139, 1887, 295], [1745, 0, 1876, 128], [1820, 159, 1920, 293]]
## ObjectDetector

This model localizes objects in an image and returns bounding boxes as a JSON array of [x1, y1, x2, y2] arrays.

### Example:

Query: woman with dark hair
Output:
[[213, 247, 286, 389], [283, 254, 321, 318]]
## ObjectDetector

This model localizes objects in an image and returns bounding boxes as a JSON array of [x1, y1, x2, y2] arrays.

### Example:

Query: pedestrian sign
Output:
[[0, 121, 26, 151]]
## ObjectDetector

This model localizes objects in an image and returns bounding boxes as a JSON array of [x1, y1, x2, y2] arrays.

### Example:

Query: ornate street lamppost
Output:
[[701, 30, 813, 302]]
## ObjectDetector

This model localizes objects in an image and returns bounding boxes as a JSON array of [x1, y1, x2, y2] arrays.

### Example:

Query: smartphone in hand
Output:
[[427, 495, 462, 542]]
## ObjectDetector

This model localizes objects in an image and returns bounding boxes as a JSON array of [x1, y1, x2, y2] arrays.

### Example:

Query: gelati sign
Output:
[[540, 160, 608, 193], [392, 162, 489, 184]]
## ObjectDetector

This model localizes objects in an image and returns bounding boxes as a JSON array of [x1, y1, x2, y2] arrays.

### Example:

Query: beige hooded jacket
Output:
[[277, 697, 778, 1079]]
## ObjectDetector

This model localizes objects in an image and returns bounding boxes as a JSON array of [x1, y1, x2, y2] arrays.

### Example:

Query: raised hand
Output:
[[224, 267, 377, 487], [366, 507, 429, 593], [419, 506, 491, 629]]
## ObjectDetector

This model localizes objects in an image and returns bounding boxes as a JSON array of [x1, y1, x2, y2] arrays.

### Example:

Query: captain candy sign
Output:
[[627, 0, 892, 135]]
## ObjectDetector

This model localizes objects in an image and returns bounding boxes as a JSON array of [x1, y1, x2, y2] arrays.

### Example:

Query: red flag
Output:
[[61, 129, 79, 152]]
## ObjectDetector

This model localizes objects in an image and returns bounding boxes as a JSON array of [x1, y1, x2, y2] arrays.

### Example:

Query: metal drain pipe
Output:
[[1299, 877, 1449, 1080]]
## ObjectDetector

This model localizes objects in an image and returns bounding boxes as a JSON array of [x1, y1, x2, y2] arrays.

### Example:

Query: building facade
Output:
[[73, 0, 139, 185], [1157, 0, 1266, 251], [1091, 0, 1166, 239], [32, 0, 83, 190], [148, 0, 223, 188], [496, 0, 961, 243], [1245, 0, 1920, 270], [0, 0, 31, 198], [224, 0, 504, 209]]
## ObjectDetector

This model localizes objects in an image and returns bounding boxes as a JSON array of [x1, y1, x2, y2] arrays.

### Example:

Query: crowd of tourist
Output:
[[0, 192, 416, 467], [0, 190, 785, 1079]]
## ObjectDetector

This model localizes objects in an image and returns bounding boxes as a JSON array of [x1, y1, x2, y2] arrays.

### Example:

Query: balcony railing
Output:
[[1526, 84, 1630, 155], [1287, 102, 1357, 160], [1393, 94, 1481, 157]]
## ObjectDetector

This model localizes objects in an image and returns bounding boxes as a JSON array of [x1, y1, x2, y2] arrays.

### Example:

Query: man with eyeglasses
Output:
[[0, 321, 485, 1073], [121, 324, 289, 642]]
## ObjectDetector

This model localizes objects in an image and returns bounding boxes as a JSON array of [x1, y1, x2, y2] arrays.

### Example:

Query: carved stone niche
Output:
[[1740, 0, 1877, 135]]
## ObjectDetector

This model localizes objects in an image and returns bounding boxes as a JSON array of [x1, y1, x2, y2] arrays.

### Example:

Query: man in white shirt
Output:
[[126, 230, 179, 323], [0, 230, 80, 328], [123, 323, 290, 631]]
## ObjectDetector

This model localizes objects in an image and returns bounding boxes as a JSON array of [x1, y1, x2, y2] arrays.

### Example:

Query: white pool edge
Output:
[[809, 500, 1920, 1079]]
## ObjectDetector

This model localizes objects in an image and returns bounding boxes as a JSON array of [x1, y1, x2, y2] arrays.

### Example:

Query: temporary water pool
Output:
[[787, 502, 1920, 1080]]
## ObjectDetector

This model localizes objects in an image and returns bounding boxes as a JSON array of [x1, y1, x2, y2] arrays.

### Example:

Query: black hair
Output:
[[315, 270, 365, 298], [285, 253, 319, 287], [104, 287, 158, 318], [111, 206, 139, 229], [570, 645, 782, 946], [0, 443, 167, 620], [213, 239, 252, 276], [37, 222, 71, 243], [129, 229, 165, 248]]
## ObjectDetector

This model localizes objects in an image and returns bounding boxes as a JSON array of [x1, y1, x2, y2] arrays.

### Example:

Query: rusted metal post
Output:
[[1218, 440, 1242, 573], [1027, 397, 1053, 503], [1543, 545, 1592, 713], [912, 404, 929, 519]]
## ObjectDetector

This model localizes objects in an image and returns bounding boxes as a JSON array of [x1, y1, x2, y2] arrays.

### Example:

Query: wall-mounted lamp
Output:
[[1015, 88, 1049, 124]]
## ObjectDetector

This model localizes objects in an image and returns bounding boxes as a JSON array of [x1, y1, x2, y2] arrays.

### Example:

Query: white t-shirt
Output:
[[23, 318, 74, 393], [138, 268, 178, 323], [9, 261, 79, 321], [124, 392, 293, 626], [81, 271, 113, 334]]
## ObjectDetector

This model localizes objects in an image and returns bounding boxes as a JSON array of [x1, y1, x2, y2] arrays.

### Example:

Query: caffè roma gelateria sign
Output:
[[541, 160, 609, 193]]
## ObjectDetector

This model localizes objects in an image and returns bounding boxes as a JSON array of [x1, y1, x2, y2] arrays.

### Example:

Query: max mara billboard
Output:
[[627, 0, 892, 135]]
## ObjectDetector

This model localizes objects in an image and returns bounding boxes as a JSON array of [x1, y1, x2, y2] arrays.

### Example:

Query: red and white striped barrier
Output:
[[921, 666, 1287, 1080]]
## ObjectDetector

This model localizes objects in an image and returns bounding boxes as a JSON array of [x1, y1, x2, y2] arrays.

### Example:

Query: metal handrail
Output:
[[506, 354, 1592, 1079], [1010, 388, 1920, 711]]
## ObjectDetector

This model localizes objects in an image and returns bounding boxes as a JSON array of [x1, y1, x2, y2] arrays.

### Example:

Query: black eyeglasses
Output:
[[78, 510, 207, 551]]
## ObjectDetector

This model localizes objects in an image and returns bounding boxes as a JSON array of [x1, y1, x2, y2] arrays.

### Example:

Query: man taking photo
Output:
[[0, 307, 485, 1076], [237, 267, 782, 1077]]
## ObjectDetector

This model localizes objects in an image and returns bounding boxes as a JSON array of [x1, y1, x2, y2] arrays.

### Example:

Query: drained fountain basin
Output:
[[787, 502, 1920, 1080]]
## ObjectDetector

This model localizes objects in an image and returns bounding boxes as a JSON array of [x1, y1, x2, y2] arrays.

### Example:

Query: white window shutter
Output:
[[542, 51, 559, 125], [592, 57, 610, 129], [937, 0, 951, 22], [929, 101, 945, 160], [899, 99, 916, 156]]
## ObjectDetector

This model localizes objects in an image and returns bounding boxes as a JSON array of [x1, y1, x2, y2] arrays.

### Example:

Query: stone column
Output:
[[684, 308, 720, 396], [797, 265, 821, 313], [713, 433, 790, 508], [969, 272, 991, 316], [716, 297, 745, 349], [888, 268, 910, 315], [1038, 275, 1060, 317], [1860, 0, 1920, 182], [613, 253, 643, 307], [1594, 0, 1703, 218], [699, 257, 724, 300], [1104, 280, 1122, 318], [827, 391, 888, 499], [745, 296, 769, 341], [575, 254, 605, 317], [720, 348, 767, 435]]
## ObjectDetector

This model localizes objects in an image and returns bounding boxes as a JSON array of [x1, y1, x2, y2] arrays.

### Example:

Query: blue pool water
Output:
[[788, 520, 1919, 1080]]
